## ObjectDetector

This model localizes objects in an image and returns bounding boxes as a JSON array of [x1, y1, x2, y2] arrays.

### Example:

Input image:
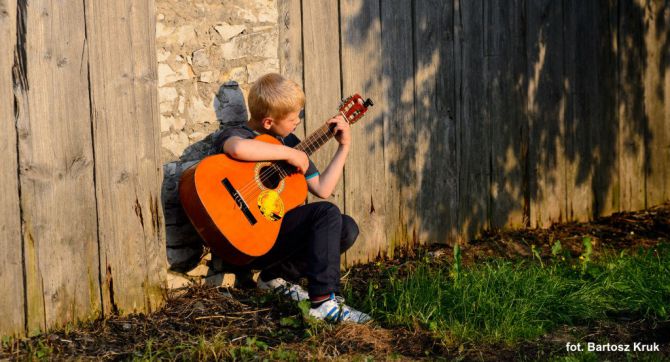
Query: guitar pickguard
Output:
[[257, 189, 284, 221]]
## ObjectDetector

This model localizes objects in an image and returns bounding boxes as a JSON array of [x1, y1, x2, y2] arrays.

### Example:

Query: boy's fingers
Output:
[[328, 115, 345, 123]]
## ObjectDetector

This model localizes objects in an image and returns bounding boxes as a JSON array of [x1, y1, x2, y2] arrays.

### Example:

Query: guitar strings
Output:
[[232, 113, 342, 199], [235, 123, 333, 200], [238, 105, 362, 199], [233, 101, 361, 205], [233, 134, 329, 206], [233, 122, 336, 202]]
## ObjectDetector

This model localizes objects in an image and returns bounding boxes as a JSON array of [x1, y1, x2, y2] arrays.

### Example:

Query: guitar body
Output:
[[179, 134, 307, 265]]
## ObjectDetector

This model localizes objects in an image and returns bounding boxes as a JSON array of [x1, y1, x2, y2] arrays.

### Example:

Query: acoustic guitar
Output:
[[179, 94, 373, 265]]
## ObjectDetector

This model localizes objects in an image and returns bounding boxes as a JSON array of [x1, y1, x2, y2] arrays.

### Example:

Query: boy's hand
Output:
[[286, 148, 310, 174], [328, 115, 351, 146]]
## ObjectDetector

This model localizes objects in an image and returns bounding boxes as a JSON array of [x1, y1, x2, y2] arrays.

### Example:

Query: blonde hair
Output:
[[248, 73, 305, 122]]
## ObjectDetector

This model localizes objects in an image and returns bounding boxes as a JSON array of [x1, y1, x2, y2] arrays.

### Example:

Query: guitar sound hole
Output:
[[259, 166, 281, 189]]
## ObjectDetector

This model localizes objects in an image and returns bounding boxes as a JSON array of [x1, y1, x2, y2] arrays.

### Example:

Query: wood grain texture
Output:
[[660, 2, 670, 207], [643, 1, 670, 206], [278, 0, 305, 140], [526, 0, 566, 227], [340, 0, 387, 263], [85, 0, 166, 316], [16, 0, 100, 334], [486, 0, 528, 229], [381, 0, 416, 255], [563, 0, 621, 220], [564, 0, 596, 221], [456, 0, 489, 239], [594, 0, 620, 216], [0, 0, 26, 337], [618, 0, 647, 212], [414, 0, 458, 244], [301, 0, 345, 212]]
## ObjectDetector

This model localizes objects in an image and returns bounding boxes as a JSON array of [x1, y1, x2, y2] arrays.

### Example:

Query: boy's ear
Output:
[[261, 117, 274, 130]]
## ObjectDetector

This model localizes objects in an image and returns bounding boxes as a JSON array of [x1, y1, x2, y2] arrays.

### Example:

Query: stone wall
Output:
[[156, 0, 281, 282], [156, 0, 279, 162]]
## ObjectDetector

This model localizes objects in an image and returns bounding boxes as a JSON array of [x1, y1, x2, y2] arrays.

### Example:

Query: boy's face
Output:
[[263, 110, 302, 138]]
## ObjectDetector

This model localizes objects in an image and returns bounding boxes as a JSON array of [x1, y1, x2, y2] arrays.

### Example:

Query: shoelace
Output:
[[272, 282, 305, 300]]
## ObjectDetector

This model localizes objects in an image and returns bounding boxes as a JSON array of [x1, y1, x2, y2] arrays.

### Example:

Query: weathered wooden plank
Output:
[[526, 0, 566, 228], [644, 1, 670, 206], [564, 0, 596, 221], [301, 0, 344, 212], [456, 0, 489, 240], [0, 0, 26, 337], [618, 0, 647, 212], [563, 1, 620, 221], [486, 0, 528, 229], [381, 0, 416, 255], [593, 0, 620, 217], [413, 0, 458, 244], [340, 0, 386, 263], [85, 0, 165, 315], [660, 1, 670, 206], [278, 0, 305, 140], [16, 0, 100, 334]]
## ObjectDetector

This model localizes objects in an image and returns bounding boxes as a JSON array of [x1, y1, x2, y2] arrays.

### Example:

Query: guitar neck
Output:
[[293, 95, 372, 156], [274, 94, 372, 177], [293, 118, 339, 156]]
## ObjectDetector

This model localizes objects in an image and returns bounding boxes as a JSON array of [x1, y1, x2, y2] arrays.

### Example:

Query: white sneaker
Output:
[[257, 277, 309, 302], [308, 294, 372, 324]]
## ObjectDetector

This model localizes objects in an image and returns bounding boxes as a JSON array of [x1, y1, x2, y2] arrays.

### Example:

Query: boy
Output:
[[216, 73, 371, 324]]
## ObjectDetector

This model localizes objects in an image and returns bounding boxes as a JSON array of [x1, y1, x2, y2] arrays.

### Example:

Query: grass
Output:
[[4, 234, 668, 360], [346, 241, 670, 345], [129, 333, 299, 361], [552, 352, 669, 362]]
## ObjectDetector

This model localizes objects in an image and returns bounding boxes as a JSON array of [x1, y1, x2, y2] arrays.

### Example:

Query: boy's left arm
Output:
[[306, 115, 350, 199]]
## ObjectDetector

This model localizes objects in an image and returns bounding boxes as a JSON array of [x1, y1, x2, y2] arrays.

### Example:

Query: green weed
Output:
[[531, 243, 544, 267], [268, 346, 299, 361], [580, 237, 593, 275], [551, 239, 563, 257], [229, 337, 268, 360], [27, 340, 52, 360], [450, 243, 462, 282]]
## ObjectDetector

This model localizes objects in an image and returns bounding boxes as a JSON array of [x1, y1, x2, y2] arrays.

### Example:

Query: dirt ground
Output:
[[2, 203, 669, 361]]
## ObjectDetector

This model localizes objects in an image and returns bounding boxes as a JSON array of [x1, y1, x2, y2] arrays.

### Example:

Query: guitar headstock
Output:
[[339, 94, 374, 125]]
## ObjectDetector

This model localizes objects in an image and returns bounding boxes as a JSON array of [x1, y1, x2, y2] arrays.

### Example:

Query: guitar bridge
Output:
[[222, 178, 257, 225]]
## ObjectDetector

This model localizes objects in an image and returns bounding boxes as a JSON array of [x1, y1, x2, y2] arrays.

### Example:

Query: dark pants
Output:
[[247, 201, 358, 296]]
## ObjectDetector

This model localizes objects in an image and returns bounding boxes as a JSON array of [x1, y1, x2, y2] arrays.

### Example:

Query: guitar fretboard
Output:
[[294, 122, 337, 156], [268, 122, 336, 180], [270, 94, 371, 180]]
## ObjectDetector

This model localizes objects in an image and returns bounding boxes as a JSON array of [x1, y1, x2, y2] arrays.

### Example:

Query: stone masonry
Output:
[[156, 0, 280, 288]]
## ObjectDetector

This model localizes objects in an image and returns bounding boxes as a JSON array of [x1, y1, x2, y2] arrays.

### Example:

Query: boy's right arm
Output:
[[223, 136, 310, 174]]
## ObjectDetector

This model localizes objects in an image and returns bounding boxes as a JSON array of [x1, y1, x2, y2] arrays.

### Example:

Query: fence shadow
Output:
[[341, 0, 666, 250]]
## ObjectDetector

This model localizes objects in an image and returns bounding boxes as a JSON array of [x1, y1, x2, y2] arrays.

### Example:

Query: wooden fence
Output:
[[0, 0, 165, 337], [279, 0, 670, 265], [1, 0, 668, 339]]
